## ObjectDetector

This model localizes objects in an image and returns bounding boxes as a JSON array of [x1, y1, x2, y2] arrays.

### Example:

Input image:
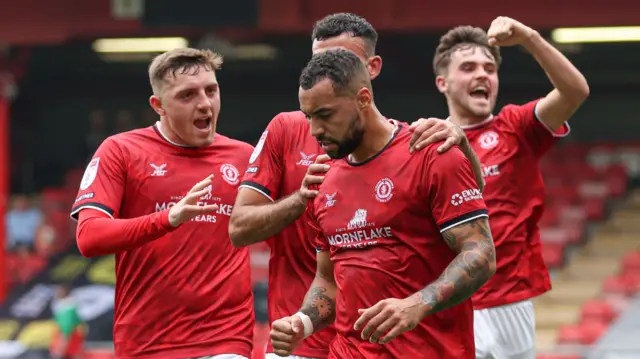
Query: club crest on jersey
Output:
[[220, 164, 240, 185], [375, 177, 394, 203], [478, 131, 499, 149], [325, 191, 337, 208], [250, 130, 268, 164], [80, 158, 100, 190], [297, 152, 316, 166]]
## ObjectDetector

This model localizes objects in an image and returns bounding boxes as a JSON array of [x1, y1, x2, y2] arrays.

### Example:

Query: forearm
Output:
[[523, 32, 589, 100], [76, 209, 176, 257], [459, 140, 485, 192], [229, 191, 307, 247], [418, 220, 496, 315], [298, 274, 337, 334]]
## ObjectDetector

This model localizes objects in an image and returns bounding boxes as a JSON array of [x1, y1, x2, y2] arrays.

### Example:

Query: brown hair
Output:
[[433, 26, 501, 75], [148, 48, 223, 95]]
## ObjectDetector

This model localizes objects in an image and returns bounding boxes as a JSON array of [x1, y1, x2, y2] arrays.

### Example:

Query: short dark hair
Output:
[[311, 13, 378, 56], [433, 26, 502, 75], [299, 48, 370, 96]]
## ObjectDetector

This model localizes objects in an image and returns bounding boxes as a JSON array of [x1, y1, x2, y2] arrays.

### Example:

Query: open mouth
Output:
[[194, 117, 212, 130], [469, 86, 489, 100]]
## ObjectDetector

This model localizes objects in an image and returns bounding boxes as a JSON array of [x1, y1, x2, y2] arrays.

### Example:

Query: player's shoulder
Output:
[[99, 127, 156, 153], [213, 134, 254, 154], [269, 110, 309, 133], [495, 99, 541, 123]]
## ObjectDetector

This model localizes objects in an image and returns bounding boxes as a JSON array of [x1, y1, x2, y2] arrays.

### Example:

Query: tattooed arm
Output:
[[298, 250, 337, 332], [418, 216, 496, 314]]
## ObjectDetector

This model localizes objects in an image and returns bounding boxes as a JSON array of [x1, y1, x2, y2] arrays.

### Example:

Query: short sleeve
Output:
[[503, 99, 570, 157], [239, 113, 287, 201], [425, 146, 489, 232], [70, 137, 126, 220], [306, 199, 329, 252]]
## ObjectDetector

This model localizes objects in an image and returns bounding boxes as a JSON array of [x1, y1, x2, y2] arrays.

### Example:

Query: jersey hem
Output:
[[115, 341, 252, 359], [472, 285, 551, 309], [70, 202, 115, 221], [533, 101, 571, 138], [239, 181, 275, 202]]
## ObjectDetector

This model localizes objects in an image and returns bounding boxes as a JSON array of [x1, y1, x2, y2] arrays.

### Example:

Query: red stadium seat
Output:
[[580, 299, 617, 324], [542, 242, 565, 269], [602, 275, 636, 297], [557, 324, 583, 345], [579, 320, 609, 345], [540, 227, 569, 245], [583, 198, 606, 221], [621, 251, 640, 276]]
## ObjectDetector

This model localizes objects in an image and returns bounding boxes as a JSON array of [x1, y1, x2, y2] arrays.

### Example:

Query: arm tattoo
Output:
[[419, 217, 496, 315], [300, 287, 336, 332]]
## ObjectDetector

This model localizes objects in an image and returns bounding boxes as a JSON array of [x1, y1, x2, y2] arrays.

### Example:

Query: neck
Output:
[[157, 120, 190, 147], [349, 106, 395, 163], [446, 103, 490, 127]]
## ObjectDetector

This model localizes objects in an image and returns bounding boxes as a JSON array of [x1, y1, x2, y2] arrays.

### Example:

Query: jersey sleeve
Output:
[[424, 146, 489, 232], [306, 199, 329, 252], [70, 137, 126, 220], [502, 99, 570, 157], [239, 113, 287, 201]]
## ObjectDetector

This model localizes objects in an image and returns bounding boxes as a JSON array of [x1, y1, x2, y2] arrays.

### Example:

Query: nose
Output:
[[196, 91, 212, 111], [308, 117, 325, 138]]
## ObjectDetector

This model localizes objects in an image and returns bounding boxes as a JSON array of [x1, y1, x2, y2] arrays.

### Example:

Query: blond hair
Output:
[[148, 48, 223, 95]]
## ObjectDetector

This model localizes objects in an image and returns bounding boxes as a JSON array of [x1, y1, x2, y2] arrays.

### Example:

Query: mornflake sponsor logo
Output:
[[481, 164, 500, 178], [155, 193, 232, 223], [450, 188, 483, 206], [327, 209, 394, 249]]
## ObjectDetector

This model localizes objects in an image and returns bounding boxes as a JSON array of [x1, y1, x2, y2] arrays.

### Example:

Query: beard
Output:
[[319, 112, 364, 159]]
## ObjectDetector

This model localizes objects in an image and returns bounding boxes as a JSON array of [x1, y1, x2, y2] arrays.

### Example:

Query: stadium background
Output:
[[0, 0, 639, 358]]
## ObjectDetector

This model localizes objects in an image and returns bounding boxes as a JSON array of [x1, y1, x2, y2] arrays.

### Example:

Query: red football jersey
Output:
[[462, 99, 570, 309], [311, 124, 488, 359], [71, 123, 255, 359], [239, 111, 336, 358]]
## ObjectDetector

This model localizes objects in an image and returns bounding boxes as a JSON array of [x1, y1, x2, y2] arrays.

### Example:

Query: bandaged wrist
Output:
[[294, 312, 314, 338]]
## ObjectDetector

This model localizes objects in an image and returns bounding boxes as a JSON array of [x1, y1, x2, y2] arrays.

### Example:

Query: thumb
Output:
[[488, 37, 497, 46], [291, 315, 304, 334]]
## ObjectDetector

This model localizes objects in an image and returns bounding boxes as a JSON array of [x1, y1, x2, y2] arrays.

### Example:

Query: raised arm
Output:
[[419, 216, 496, 313]]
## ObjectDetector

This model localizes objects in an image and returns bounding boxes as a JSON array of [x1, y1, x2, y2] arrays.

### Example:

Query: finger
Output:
[[183, 188, 211, 202], [271, 319, 295, 334], [315, 154, 331, 163], [353, 303, 383, 331], [409, 121, 440, 150], [272, 346, 293, 356], [303, 175, 325, 186], [300, 188, 319, 199], [437, 137, 458, 153], [412, 129, 447, 154], [488, 37, 497, 46], [270, 330, 295, 343], [369, 316, 399, 343], [378, 324, 408, 345], [308, 163, 330, 174], [360, 310, 393, 341], [409, 118, 427, 129], [189, 175, 213, 192]]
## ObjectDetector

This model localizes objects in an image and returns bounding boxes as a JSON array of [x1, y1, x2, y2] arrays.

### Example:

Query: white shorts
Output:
[[474, 300, 536, 359], [196, 355, 249, 359], [265, 353, 319, 359]]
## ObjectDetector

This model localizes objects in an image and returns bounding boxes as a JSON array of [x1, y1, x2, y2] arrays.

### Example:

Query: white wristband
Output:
[[294, 312, 314, 338]]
